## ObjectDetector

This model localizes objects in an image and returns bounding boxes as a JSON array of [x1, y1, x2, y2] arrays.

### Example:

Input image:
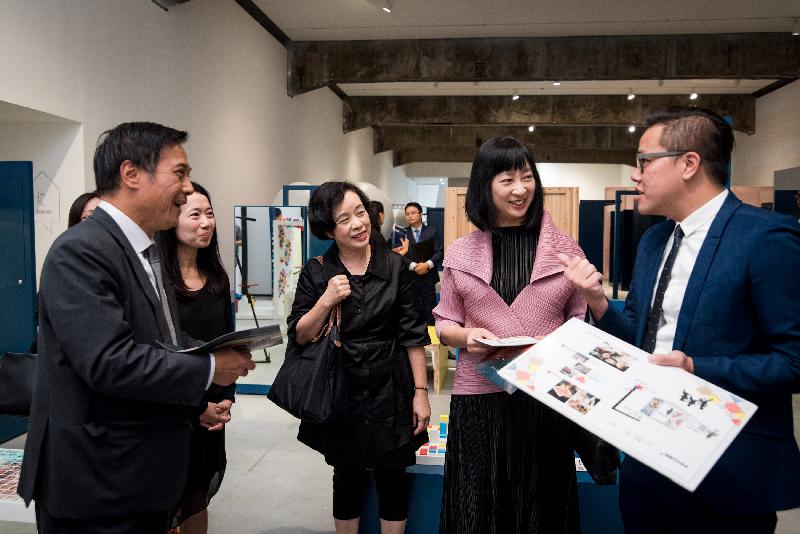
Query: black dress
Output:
[[171, 280, 235, 527], [287, 243, 429, 468]]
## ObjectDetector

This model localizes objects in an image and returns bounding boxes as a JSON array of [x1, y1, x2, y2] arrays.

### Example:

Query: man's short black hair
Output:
[[404, 202, 423, 213], [643, 107, 734, 187], [308, 181, 372, 240], [465, 136, 544, 234], [93, 122, 189, 194]]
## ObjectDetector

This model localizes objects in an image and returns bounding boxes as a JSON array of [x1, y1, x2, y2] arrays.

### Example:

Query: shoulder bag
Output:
[[0, 352, 36, 416], [267, 259, 346, 423]]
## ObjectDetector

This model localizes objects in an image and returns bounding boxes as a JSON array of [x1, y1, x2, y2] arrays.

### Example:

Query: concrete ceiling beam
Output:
[[373, 125, 639, 155], [347, 94, 755, 133], [391, 146, 634, 166], [289, 33, 800, 96]]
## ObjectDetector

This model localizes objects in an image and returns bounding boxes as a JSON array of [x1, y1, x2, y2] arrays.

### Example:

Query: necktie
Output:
[[143, 245, 178, 346], [641, 225, 684, 354], [414, 228, 420, 242]]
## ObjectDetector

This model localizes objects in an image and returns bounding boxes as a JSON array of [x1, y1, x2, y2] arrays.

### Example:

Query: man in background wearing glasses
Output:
[[560, 107, 800, 533]]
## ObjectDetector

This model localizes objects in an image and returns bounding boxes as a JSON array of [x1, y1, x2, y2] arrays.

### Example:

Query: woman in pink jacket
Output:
[[434, 137, 588, 533]]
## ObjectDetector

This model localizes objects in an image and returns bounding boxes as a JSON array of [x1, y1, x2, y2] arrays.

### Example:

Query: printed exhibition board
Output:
[[497, 318, 757, 491]]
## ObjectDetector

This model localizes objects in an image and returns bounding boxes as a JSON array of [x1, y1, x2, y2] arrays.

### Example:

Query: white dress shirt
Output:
[[650, 190, 728, 354], [97, 201, 214, 387]]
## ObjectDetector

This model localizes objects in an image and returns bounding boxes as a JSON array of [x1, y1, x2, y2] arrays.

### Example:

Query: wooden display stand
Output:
[[426, 327, 449, 394]]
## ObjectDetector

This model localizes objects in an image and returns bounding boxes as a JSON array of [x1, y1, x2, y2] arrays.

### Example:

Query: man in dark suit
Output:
[[560, 107, 800, 533], [402, 201, 443, 325], [18, 122, 255, 533]]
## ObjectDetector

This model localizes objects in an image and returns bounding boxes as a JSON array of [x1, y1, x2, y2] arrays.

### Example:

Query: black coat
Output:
[[287, 242, 429, 468]]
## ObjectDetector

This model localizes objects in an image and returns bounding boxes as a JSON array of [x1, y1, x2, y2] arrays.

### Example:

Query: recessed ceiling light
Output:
[[512, 93, 520, 101], [792, 19, 799, 36], [689, 92, 699, 100], [528, 125, 535, 132], [627, 91, 636, 101], [628, 125, 636, 133], [552, 81, 561, 86], [382, 0, 393, 13]]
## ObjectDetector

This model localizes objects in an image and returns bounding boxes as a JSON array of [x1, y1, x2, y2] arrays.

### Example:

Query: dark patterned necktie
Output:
[[143, 245, 178, 346], [642, 225, 684, 354]]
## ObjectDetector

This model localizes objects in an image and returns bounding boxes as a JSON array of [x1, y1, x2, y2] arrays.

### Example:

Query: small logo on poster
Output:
[[33, 170, 60, 233]]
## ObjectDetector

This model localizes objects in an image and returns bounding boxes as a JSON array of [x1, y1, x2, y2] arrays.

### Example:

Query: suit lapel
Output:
[[634, 222, 676, 346], [672, 194, 741, 350], [92, 208, 172, 342]]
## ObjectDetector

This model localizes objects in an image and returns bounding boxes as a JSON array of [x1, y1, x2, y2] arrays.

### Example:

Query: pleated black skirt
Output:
[[439, 391, 580, 534]]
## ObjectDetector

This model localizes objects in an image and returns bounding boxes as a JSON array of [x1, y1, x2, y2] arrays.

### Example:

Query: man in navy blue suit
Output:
[[402, 202, 443, 326], [560, 107, 800, 533]]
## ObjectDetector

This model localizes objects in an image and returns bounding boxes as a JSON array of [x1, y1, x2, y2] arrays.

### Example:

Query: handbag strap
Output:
[[310, 255, 343, 347]]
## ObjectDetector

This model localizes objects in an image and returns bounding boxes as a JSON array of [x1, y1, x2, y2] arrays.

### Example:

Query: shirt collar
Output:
[[676, 189, 728, 239], [97, 200, 154, 254]]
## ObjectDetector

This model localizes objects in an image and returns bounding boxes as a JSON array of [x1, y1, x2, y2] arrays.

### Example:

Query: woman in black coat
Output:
[[289, 181, 430, 534]]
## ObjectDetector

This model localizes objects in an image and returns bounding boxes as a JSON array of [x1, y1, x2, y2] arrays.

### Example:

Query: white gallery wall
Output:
[[0, 0, 375, 277], [732, 81, 800, 187]]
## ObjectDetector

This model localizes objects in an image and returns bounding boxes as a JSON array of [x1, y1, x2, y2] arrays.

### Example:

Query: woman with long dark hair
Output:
[[156, 182, 233, 534]]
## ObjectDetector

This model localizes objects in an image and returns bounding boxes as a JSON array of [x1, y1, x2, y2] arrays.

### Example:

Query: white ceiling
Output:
[[253, 0, 799, 41]]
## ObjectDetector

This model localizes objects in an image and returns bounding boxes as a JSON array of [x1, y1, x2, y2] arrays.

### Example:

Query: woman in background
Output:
[[290, 181, 430, 534], [434, 137, 606, 534], [157, 182, 234, 534], [67, 191, 100, 227]]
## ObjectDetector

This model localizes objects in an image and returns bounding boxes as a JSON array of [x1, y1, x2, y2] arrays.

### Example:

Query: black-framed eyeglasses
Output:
[[635, 151, 689, 173]]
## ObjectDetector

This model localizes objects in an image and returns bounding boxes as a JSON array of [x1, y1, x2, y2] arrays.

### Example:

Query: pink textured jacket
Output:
[[433, 211, 587, 395]]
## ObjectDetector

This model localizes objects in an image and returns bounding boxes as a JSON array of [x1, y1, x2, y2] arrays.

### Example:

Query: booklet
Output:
[[474, 336, 539, 347], [497, 318, 757, 492], [158, 325, 283, 354]]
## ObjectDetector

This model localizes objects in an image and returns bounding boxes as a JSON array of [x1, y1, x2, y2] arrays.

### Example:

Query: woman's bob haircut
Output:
[[465, 136, 544, 234], [308, 181, 373, 241]]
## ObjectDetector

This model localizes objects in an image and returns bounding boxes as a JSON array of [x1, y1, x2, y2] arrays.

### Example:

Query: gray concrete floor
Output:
[[2, 372, 799, 533]]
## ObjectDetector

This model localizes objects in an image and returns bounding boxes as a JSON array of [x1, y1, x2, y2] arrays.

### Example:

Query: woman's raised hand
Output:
[[321, 274, 351, 307]]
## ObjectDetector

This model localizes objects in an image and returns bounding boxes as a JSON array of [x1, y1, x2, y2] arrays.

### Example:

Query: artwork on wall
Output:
[[272, 219, 304, 339]]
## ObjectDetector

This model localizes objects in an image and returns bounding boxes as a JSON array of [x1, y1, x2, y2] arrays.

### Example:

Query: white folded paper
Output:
[[474, 336, 539, 347]]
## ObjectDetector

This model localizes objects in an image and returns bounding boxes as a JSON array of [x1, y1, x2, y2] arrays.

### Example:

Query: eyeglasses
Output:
[[635, 151, 689, 173]]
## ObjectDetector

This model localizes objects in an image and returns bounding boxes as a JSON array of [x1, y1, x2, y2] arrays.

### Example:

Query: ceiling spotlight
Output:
[[528, 125, 535, 132], [792, 19, 799, 36], [689, 92, 699, 100], [382, 0, 393, 13], [512, 93, 520, 101], [628, 125, 636, 133], [552, 81, 561, 86], [627, 91, 636, 101]]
